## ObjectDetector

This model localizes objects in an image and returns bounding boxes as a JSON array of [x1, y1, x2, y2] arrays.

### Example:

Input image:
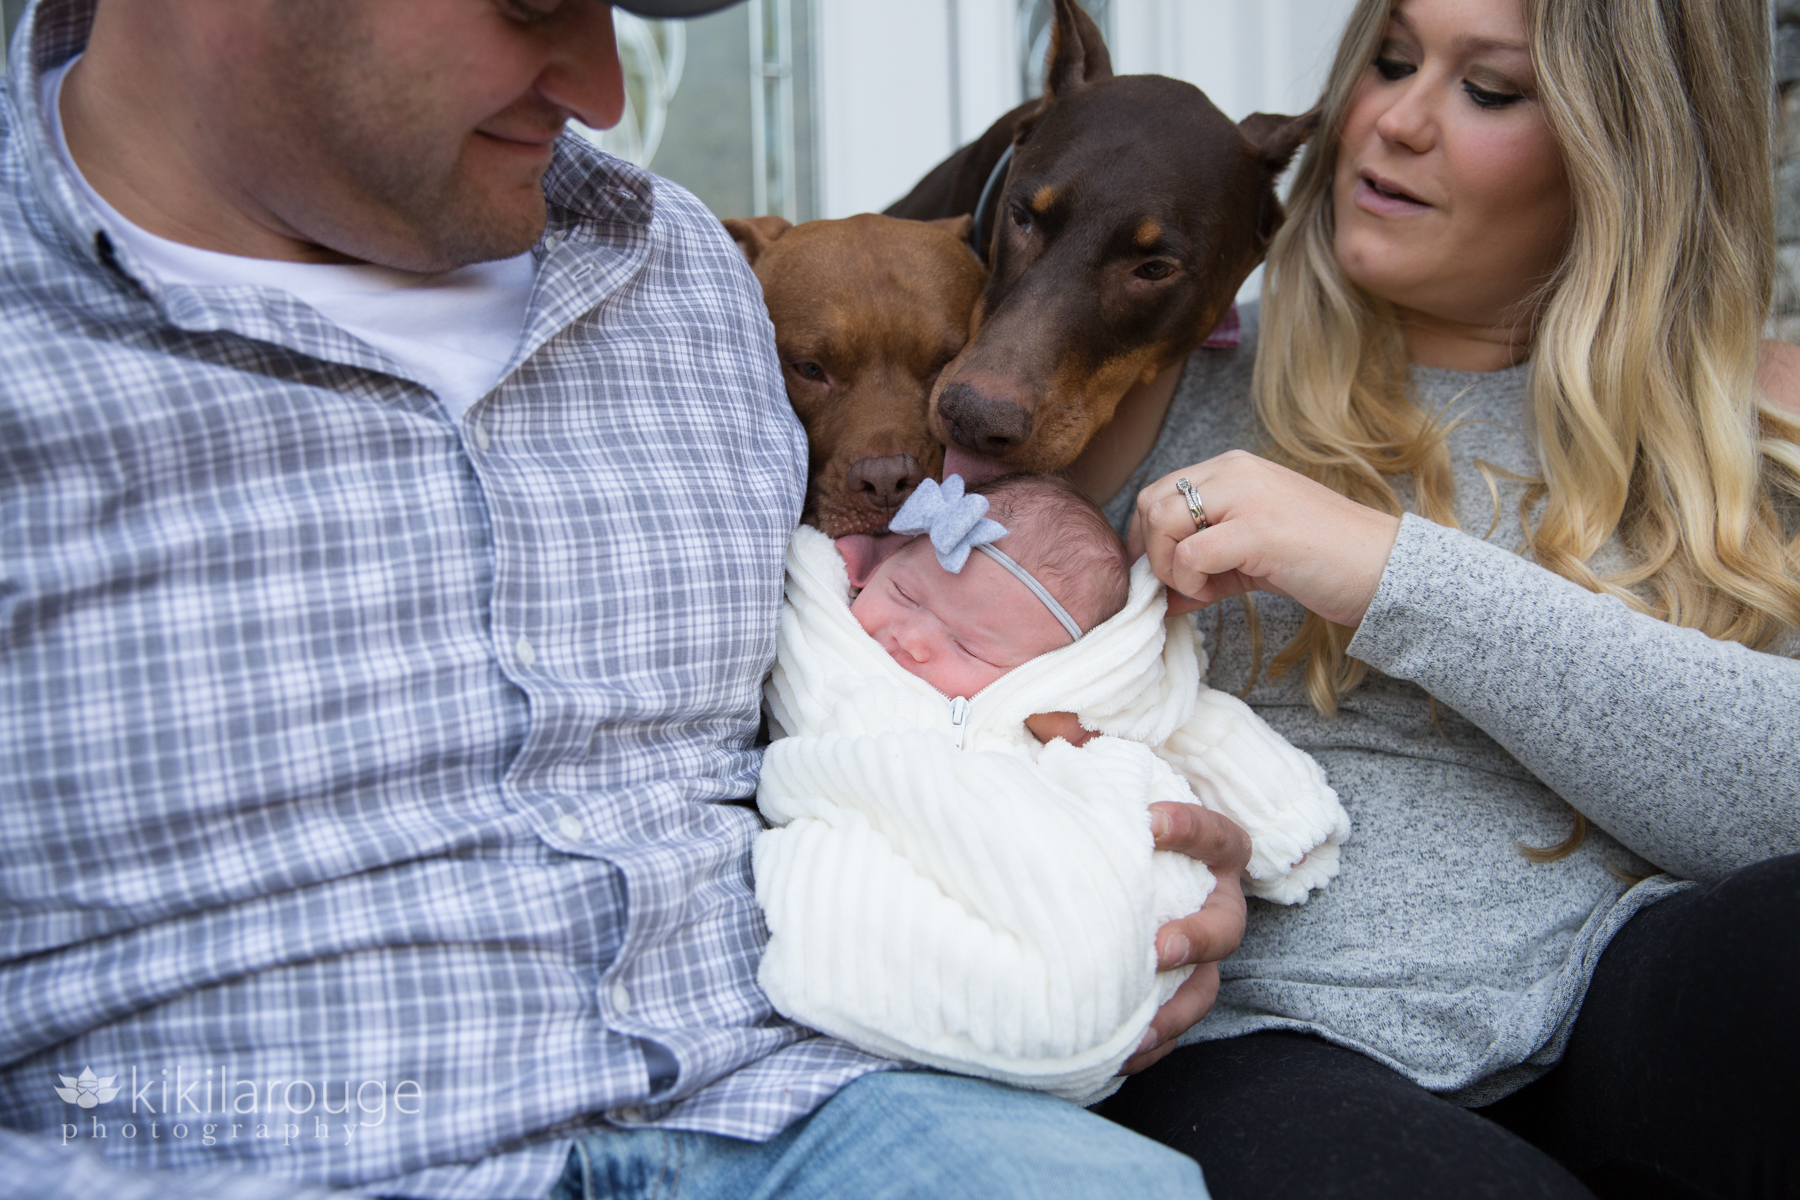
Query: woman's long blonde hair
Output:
[[1255, 0, 1800, 720]]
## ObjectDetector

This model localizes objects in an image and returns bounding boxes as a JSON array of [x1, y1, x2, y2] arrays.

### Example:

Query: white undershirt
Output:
[[44, 58, 536, 419]]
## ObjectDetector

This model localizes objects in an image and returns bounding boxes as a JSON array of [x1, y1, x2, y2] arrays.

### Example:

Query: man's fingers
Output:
[[1150, 802, 1252, 874], [1158, 875, 1246, 966], [1150, 803, 1250, 966], [1120, 963, 1219, 1074]]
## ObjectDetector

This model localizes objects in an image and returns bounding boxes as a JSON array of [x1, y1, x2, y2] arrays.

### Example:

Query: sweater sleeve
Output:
[[1345, 514, 1800, 883]]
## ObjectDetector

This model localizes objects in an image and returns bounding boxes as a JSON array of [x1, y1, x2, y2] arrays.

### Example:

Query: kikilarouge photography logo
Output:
[[54, 1065, 423, 1150], [53, 1067, 120, 1109]]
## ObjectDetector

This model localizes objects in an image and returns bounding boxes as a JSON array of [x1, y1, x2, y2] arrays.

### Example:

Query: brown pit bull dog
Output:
[[887, 0, 1317, 482], [723, 213, 984, 559]]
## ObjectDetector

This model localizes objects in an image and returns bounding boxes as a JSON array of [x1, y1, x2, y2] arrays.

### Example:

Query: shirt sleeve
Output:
[[0, 1127, 342, 1200], [1345, 513, 1800, 883]]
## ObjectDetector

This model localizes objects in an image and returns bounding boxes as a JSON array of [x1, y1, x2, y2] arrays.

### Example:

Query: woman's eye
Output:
[[1464, 82, 1523, 110], [1135, 260, 1175, 282], [1373, 56, 1415, 82], [1009, 204, 1033, 233], [792, 361, 826, 382]]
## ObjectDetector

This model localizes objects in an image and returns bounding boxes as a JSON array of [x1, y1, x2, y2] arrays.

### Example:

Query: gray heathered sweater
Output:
[[1101, 304, 1800, 1105]]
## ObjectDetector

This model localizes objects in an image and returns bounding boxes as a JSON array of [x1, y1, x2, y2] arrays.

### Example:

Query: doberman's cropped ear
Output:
[[929, 214, 975, 243], [1042, 0, 1113, 102], [721, 215, 793, 266], [1237, 108, 1321, 176]]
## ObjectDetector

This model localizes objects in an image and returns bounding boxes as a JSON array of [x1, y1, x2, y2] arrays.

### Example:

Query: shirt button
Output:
[[471, 425, 491, 451], [610, 1106, 642, 1124], [610, 982, 632, 1014], [544, 231, 564, 250], [514, 636, 536, 667], [557, 813, 582, 840]]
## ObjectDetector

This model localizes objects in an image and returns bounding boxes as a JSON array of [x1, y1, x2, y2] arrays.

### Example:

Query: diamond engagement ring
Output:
[[1175, 477, 1208, 531]]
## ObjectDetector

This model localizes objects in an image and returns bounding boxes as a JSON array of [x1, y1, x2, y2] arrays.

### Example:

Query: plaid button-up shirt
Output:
[[0, 2, 887, 1195]]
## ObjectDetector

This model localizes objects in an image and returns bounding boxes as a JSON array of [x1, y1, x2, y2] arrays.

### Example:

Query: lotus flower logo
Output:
[[54, 1067, 120, 1108]]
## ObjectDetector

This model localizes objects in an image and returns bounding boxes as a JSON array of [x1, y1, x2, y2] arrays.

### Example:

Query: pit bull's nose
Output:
[[937, 382, 1032, 456], [847, 454, 923, 509]]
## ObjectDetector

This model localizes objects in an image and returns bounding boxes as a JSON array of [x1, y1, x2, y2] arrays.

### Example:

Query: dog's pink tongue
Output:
[[942, 445, 1011, 487], [835, 532, 914, 588]]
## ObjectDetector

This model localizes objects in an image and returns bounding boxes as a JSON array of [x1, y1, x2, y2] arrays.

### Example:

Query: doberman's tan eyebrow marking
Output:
[[1135, 220, 1162, 248], [1031, 186, 1058, 214]]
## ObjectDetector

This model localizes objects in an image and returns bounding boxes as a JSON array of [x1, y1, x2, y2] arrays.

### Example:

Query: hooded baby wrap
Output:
[[755, 525, 1349, 1102]]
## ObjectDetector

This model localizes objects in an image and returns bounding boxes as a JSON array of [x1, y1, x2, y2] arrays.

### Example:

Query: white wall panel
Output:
[[817, 0, 956, 216], [1110, 0, 1355, 122], [816, 0, 1361, 220]]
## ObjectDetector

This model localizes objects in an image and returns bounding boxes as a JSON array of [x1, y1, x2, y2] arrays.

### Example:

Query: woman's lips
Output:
[[1354, 171, 1432, 217]]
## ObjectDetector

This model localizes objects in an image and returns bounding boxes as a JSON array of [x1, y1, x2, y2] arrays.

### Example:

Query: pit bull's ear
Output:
[[930, 214, 975, 243], [1042, 0, 1113, 102], [1238, 108, 1321, 175], [721, 215, 793, 266]]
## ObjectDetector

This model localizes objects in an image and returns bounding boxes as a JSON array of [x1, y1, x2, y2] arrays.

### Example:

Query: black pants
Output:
[[1094, 855, 1800, 1200]]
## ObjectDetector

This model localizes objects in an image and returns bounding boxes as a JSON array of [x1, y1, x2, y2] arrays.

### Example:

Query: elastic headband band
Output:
[[976, 543, 1083, 643]]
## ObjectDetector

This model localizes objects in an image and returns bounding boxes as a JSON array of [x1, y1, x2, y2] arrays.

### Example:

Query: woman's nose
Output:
[[1373, 78, 1437, 154]]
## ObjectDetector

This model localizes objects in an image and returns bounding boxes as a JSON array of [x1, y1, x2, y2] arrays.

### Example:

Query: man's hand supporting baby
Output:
[[1123, 802, 1251, 1073], [1024, 709, 1251, 1070]]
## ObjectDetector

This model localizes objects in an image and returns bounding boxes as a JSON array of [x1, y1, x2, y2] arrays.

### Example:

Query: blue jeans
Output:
[[553, 1069, 1208, 1199]]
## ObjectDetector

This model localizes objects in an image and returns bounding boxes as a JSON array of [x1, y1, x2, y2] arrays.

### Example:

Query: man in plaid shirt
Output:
[[0, 0, 1241, 1195]]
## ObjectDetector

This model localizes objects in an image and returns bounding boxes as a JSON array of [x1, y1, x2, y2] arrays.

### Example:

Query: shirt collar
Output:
[[7, 0, 111, 272]]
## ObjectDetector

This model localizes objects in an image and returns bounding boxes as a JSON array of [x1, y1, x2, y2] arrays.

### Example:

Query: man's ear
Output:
[[721, 215, 793, 266], [1041, 0, 1113, 103], [1238, 108, 1321, 176]]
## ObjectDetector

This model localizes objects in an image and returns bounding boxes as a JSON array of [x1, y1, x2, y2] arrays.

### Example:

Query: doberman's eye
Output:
[[1135, 260, 1176, 281], [792, 360, 826, 382], [1009, 203, 1033, 233]]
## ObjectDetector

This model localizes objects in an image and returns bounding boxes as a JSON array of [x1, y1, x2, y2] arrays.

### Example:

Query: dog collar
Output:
[[971, 143, 1014, 264]]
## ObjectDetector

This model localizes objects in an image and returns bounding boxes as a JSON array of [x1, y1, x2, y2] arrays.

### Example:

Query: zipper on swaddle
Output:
[[947, 696, 970, 750]]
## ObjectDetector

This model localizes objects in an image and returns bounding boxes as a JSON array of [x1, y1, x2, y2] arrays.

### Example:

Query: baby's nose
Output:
[[891, 619, 935, 663]]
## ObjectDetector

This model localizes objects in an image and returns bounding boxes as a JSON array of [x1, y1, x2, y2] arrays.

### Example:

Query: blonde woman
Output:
[[1068, 0, 1800, 1194]]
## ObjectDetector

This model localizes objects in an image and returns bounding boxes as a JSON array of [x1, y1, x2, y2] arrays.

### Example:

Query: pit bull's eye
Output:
[[1135, 261, 1175, 281], [1009, 204, 1033, 233], [793, 361, 827, 382]]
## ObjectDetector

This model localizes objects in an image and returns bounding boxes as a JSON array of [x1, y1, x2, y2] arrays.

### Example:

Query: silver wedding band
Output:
[[1175, 477, 1208, 531]]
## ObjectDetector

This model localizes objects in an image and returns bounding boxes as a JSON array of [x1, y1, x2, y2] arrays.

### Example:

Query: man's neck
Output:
[[57, 16, 353, 264]]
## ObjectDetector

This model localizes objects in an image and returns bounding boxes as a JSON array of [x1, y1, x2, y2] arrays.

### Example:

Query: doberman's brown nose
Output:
[[937, 383, 1032, 457], [846, 453, 923, 510]]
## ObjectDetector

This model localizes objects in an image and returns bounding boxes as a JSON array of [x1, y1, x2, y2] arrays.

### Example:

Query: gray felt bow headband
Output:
[[888, 476, 1082, 643]]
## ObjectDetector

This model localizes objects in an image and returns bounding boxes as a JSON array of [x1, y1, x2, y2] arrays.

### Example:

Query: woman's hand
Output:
[[1127, 451, 1403, 625], [1120, 801, 1251, 1074]]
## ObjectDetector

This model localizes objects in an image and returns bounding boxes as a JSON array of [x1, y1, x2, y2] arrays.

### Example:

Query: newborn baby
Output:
[[850, 473, 1127, 747], [755, 473, 1349, 1102]]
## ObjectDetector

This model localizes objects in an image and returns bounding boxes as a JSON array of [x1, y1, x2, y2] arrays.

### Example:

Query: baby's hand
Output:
[[1024, 712, 1096, 747]]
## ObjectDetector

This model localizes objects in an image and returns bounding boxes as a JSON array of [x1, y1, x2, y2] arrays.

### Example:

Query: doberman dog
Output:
[[887, 0, 1317, 481], [723, 213, 985, 542]]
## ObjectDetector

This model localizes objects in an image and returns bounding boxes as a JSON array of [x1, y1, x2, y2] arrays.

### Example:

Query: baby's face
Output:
[[850, 536, 1071, 699]]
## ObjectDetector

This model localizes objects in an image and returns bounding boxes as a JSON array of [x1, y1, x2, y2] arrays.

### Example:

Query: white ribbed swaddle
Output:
[[755, 525, 1348, 1102]]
